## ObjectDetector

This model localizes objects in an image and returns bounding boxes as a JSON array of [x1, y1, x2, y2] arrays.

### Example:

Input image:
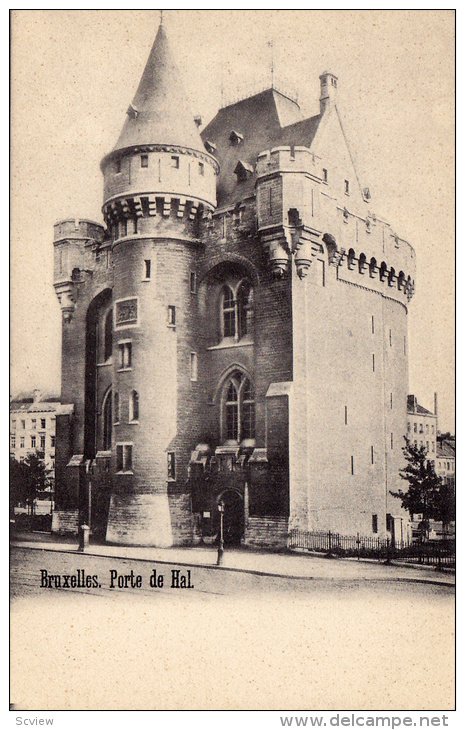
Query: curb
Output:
[[11, 542, 455, 588]]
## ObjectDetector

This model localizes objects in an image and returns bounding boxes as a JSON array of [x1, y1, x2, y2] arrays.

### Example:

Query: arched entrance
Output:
[[217, 489, 244, 546]]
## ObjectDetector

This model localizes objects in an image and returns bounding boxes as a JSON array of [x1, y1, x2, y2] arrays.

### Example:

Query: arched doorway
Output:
[[217, 489, 244, 546]]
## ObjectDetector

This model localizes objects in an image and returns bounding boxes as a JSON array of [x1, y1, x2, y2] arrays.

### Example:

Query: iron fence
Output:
[[288, 529, 455, 569]]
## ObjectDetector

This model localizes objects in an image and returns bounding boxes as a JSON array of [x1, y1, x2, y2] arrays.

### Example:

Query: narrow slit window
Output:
[[390, 433, 394, 450], [372, 354, 375, 372], [344, 179, 350, 194], [168, 305, 176, 326], [115, 158, 122, 173], [167, 452, 176, 481], [114, 392, 120, 423], [389, 329, 392, 346], [322, 168, 328, 183], [371, 315, 375, 334], [190, 352, 198, 381], [144, 259, 151, 279], [118, 342, 132, 370], [141, 154, 149, 168], [390, 393, 393, 409], [344, 406, 348, 425], [190, 271, 197, 293], [371, 445, 374, 464], [199, 162, 204, 176], [171, 155, 180, 169], [372, 514, 378, 534], [350, 455, 354, 475], [129, 390, 139, 422], [116, 444, 133, 472]]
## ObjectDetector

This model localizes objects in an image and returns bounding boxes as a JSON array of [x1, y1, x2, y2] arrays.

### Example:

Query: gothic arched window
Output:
[[219, 279, 254, 342], [237, 281, 253, 339], [129, 390, 139, 422], [221, 285, 236, 338], [103, 389, 112, 450], [222, 372, 255, 443]]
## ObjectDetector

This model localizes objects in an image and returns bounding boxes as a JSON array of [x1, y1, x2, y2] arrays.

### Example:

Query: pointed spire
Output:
[[113, 23, 203, 153]]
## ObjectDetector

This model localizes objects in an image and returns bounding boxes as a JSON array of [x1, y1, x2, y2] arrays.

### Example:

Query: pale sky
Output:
[[10, 9, 455, 431]]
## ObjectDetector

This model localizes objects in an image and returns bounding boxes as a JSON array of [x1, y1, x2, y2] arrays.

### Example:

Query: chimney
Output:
[[32, 389, 42, 403], [434, 392, 438, 416], [319, 71, 338, 114]]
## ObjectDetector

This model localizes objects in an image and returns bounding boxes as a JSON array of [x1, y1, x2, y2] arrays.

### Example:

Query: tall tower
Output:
[[100, 23, 218, 545]]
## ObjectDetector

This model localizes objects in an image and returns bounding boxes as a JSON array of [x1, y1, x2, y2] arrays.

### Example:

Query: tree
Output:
[[435, 481, 455, 537], [9, 454, 51, 520], [391, 438, 443, 542]]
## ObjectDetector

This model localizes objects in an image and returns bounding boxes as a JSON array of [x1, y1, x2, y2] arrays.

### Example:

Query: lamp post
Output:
[[217, 500, 225, 566]]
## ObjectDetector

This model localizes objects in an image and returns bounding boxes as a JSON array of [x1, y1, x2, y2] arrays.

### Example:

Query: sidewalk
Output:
[[10, 531, 455, 587]]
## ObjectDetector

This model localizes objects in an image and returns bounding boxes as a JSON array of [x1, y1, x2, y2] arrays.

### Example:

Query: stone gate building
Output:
[[52, 22, 416, 547]]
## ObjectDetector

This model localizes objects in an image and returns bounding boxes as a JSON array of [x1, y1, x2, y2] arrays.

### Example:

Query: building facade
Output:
[[52, 23, 416, 546], [9, 390, 72, 483], [406, 394, 438, 463], [436, 437, 455, 487]]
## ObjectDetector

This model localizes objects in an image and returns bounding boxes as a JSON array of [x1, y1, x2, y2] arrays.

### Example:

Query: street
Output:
[[10, 546, 455, 711]]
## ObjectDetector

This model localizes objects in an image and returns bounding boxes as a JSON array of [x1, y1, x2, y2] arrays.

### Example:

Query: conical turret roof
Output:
[[113, 24, 203, 153]]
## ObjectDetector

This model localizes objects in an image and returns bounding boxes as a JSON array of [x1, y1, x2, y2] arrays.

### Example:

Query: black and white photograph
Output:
[[9, 7, 455, 716]]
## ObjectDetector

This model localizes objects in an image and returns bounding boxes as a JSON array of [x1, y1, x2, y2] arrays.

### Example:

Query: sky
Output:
[[10, 9, 455, 431]]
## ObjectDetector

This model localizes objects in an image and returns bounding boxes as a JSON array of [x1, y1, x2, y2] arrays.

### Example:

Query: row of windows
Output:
[[115, 340, 199, 380], [321, 168, 350, 194], [105, 372, 255, 450], [13, 454, 55, 468], [408, 422, 435, 435], [437, 461, 453, 471], [10, 417, 52, 431], [115, 154, 205, 176], [349, 439, 395, 474], [11, 434, 55, 449], [114, 443, 176, 479], [412, 440, 435, 452]]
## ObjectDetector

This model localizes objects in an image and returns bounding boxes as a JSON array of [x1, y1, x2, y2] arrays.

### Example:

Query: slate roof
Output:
[[113, 24, 203, 154], [436, 441, 455, 459], [407, 394, 435, 416], [201, 88, 321, 207]]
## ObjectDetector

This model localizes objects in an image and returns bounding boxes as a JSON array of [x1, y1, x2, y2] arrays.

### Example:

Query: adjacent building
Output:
[[406, 394, 438, 462], [9, 390, 73, 484], [51, 22, 416, 547], [436, 436, 455, 487]]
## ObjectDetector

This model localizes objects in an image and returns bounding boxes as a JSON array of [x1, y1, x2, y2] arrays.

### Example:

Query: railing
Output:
[[288, 529, 455, 569]]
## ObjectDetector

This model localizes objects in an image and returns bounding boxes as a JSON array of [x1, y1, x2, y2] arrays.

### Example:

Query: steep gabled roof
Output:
[[113, 24, 203, 153], [202, 88, 321, 207]]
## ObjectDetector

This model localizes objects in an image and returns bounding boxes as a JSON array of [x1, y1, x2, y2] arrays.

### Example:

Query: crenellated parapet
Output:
[[53, 218, 106, 322], [102, 193, 214, 238], [255, 145, 416, 301]]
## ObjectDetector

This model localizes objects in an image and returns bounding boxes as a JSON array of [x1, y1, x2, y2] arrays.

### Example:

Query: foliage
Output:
[[391, 438, 444, 540], [9, 454, 51, 518]]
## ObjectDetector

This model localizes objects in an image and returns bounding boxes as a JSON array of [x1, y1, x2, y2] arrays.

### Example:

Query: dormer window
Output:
[[127, 103, 139, 119], [234, 160, 253, 183], [229, 130, 244, 145], [204, 140, 217, 154]]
